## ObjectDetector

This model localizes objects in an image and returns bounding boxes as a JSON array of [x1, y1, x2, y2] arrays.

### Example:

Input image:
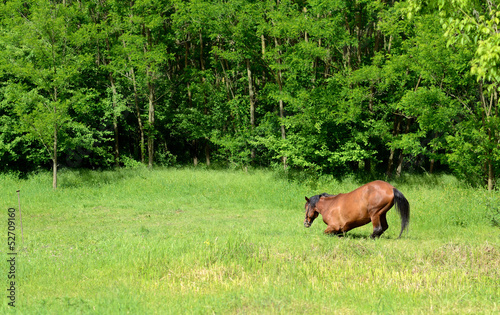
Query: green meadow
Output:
[[1, 168, 499, 314]]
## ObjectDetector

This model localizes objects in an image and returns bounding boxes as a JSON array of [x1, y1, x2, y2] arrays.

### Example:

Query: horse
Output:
[[304, 180, 410, 238]]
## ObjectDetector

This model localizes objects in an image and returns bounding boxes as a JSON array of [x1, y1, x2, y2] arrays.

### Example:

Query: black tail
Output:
[[393, 188, 410, 238]]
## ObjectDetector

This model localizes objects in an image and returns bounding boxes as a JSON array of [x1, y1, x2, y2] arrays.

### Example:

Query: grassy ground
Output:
[[0, 167, 499, 314]]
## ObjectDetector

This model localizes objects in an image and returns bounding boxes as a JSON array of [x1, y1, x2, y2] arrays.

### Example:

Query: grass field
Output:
[[1, 167, 499, 314]]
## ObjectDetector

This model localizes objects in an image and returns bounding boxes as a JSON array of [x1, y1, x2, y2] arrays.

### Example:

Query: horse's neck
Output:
[[317, 195, 338, 213]]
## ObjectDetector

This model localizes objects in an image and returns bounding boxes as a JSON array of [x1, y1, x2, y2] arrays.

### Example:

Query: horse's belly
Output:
[[340, 206, 372, 229]]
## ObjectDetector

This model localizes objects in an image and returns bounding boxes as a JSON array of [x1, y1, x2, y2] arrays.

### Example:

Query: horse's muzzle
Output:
[[304, 221, 311, 228]]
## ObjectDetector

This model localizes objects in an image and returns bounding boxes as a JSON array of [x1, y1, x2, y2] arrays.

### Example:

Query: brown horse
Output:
[[304, 180, 410, 238]]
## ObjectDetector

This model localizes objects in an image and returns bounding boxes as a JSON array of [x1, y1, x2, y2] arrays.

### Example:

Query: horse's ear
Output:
[[305, 197, 310, 202]]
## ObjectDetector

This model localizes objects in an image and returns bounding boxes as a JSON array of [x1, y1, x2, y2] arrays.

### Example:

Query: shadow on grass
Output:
[[322, 231, 403, 240], [323, 232, 370, 239]]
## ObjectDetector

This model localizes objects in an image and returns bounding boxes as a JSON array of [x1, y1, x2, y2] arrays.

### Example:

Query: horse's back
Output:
[[339, 180, 395, 214], [345, 180, 393, 199], [366, 180, 394, 191]]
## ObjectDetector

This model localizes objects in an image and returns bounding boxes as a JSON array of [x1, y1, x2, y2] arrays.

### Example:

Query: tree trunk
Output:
[[123, 37, 145, 164], [261, 34, 266, 56], [147, 79, 155, 169], [386, 115, 401, 177], [51, 83, 58, 190], [130, 67, 145, 164], [479, 81, 497, 191], [185, 34, 193, 107], [123, 9, 145, 164], [53, 122, 57, 190], [205, 142, 210, 166], [279, 96, 287, 169], [364, 159, 371, 173], [247, 58, 256, 161], [342, 12, 352, 69], [275, 37, 287, 169], [200, 31, 210, 167], [488, 158, 494, 191], [429, 158, 435, 174], [193, 139, 198, 166], [109, 72, 120, 167], [144, 26, 155, 169], [104, 36, 120, 167], [396, 118, 411, 177], [487, 120, 494, 191], [395, 151, 403, 177]]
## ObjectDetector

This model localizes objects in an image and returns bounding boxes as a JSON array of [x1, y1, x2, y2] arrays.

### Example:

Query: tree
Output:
[[408, 0, 500, 189], [1, 1, 90, 188], [372, 7, 470, 177]]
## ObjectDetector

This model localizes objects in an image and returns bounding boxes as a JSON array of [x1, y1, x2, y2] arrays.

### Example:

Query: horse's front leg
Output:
[[324, 225, 343, 236]]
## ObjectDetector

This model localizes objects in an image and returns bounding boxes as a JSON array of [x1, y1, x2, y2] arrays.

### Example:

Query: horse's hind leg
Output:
[[370, 199, 393, 238], [371, 213, 389, 239], [370, 217, 383, 238], [380, 212, 389, 233]]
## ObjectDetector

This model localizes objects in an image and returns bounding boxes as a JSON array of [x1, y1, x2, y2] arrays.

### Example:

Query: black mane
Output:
[[307, 192, 335, 209]]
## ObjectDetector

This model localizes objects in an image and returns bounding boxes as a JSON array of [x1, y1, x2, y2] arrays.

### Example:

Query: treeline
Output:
[[0, 0, 499, 189]]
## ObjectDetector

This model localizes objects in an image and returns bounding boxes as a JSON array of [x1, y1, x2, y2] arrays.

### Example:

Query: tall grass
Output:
[[1, 168, 498, 314]]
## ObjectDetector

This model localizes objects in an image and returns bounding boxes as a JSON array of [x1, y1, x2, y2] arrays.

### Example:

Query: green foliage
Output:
[[0, 0, 498, 189]]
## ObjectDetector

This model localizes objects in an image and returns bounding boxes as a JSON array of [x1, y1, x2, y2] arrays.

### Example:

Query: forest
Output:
[[0, 0, 499, 189]]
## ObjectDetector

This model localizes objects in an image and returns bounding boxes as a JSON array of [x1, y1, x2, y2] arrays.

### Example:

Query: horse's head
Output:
[[304, 196, 319, 228]]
